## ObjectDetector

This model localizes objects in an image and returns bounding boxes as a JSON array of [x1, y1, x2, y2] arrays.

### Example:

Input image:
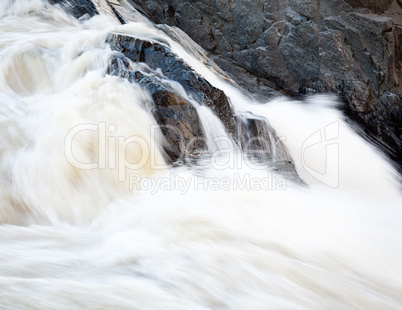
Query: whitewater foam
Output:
[[0, 1, 401, 309]]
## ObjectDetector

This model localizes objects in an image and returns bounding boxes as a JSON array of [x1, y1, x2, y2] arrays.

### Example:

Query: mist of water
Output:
[[0, 1, 401, 309]]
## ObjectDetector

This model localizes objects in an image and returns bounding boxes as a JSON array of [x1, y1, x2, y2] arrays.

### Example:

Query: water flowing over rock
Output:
[[132, 0, 402, 171], [107, 33, 238, 140], [108, 56, 206, 162], [106, 33, 302, 180], [49, 0, 402, 173], [2, 1, 402, 308], [236, 112, 304, 183]]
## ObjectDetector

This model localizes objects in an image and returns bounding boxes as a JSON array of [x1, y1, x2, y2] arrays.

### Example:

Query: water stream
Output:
[[0, 1, 401, 309]]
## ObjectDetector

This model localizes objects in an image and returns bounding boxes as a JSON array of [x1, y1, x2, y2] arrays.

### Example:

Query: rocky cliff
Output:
[[132, 0, 402, 170]]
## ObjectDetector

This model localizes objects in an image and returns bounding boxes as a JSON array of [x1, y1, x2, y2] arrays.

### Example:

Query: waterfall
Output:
[[0, 1, 401, 309]]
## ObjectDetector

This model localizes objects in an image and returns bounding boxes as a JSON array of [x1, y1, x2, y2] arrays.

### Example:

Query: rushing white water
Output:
[[0, 1, 402, 309]]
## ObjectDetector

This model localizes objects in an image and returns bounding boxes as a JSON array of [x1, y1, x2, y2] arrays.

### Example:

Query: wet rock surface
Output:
[[133, 0, 402, 170], [108, 56, 206, 162], [107, 33, 238, 141], [48, 0, 98, 19], [106, 40, 302, 180], [47, 0, 315, 181], [236, 112, 304, 183]]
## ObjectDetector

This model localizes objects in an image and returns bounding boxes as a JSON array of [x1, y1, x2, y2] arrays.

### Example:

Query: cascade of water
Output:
[[0, 1, 401, 309]]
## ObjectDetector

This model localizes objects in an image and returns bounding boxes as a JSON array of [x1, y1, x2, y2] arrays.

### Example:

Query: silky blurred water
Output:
[[0, 1, 401, 309]]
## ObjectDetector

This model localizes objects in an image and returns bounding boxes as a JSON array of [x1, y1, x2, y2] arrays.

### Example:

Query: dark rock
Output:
[[108, 55, 304, 180], [152, 104, 205, 162], [236, 112, 305, 183], [50, 0, 305, 179], [343, 0, 394, 13], [132, 0, 402, 170], [107, 33, 238, 140], [107, 54, 303, 180], [155, 24, 235, 84], [48, 0, 98, 19], [236, 113, 277, 162], [106, 39, 304, 179], [108, 56, 206, 162]]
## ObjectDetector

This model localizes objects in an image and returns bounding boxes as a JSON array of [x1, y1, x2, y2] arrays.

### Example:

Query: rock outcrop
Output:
[[343, 0, 394, 13], [106, 34, 302, 181], [107, 33, 238, 140], [133, 0, 402, 170]]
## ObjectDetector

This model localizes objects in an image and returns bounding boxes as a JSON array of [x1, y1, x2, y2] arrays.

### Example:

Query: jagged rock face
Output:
[[133, 0, 402, 169], [343, 0, 394, 13], [107, 37, 302, 180], [107, 33, 238, 141]]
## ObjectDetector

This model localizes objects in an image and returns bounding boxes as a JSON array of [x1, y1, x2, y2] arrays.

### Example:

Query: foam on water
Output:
[[0, 1, 401, 309]]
